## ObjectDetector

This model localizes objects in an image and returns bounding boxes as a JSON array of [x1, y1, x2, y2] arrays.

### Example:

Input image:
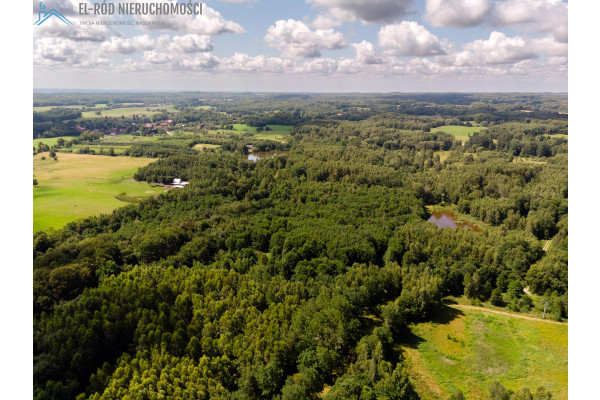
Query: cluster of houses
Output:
[[75, 119, 177, 138]]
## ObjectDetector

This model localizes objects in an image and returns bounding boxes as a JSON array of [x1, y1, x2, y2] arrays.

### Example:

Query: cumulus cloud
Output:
[[449, 31, 537, 66], [492, 0, 568, 42], [426, 0, 494, 28], [101, 35, 155, 54], [132, 2, 245, 35], [34, 37, 109, 67], [352, 41, 383, 65], [141, 51, 220, 70], [309, 0, 415, 27], [378, 22, 447, 57], [295, 57, 339, 74], [166, 34, 214, 53], [265, 19, 346, 59], [222, 53, 293, 73], [33, 18, 114, 42], [425, 0, 567, 43]]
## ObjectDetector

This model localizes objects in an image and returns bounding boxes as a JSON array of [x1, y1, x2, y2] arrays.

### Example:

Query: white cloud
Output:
[[309, 0, 415, 27], [101, 35, 155, 54], [492, 0, 568, 42], [34, 37, 109, 67], [449, 31, 537, 66], [425, 0, 494, 28], [222, 53, 293, 73], [378, 22, 447, 57], [295, 58, 339, 74], [352, 41, 383, 65], [34, 21, 114, 42], [425, 0, 567, 43], [132, 2, 245, 35], [265, 19, 346, 59], [168, 34, 214, 53], [142, 51, 220, 70]]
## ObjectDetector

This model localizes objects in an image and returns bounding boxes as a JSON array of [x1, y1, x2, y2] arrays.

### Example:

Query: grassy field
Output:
[[79, 105, 178, 119], [34, 136, 76, 148], [431, 126, 487, 144], [33, 153, 165, 232], [400, 306, 567, 400], [33, 105, 86, 112], [194, 143, 221, 150]]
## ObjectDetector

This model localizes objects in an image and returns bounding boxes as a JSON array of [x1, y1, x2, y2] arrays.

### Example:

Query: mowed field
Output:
[[208, 124, 292, 142], [79, 105, 178, 119], [431, 125, 487, 144], [400, 306, 567, 400], [34, 136, 76, 148], [33, 153, 165, 232]]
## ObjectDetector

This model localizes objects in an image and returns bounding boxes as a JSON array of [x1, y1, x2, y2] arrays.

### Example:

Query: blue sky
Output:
[[33, 0, 568, 91]]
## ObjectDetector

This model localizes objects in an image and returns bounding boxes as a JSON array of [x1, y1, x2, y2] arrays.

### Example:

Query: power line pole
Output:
[[543, 301, 548, 319]]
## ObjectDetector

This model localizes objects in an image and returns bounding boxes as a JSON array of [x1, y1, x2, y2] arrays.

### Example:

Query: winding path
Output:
[[451, 304, 567, 326]]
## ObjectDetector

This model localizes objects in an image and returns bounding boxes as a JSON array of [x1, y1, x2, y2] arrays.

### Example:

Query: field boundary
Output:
[[450, 304, 567, 325]]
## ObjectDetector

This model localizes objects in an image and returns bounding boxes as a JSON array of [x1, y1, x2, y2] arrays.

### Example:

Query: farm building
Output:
[[172, 178, 189, 188]]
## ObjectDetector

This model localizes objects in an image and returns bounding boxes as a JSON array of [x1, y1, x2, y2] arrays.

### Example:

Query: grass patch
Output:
[[433, 150, 453, 163], [78, 105, 178, 120], [33, 152, 165, 232], [400, 306, 567, 400], [34, 136, 76, 148], [512, 157, 547, 165], [194, 143, 221, 150], [431, 126, 487, 144]]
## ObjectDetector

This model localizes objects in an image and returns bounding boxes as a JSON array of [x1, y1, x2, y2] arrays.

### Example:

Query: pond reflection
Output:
[[427, 211, 482, 232]]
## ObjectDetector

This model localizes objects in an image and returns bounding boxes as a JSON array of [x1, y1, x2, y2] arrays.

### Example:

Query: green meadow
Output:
[[400, 306, 567, 400], [34, 136, 76, 148], [208, 124, 292, 142], [33, 153, 165, 232], [431, 125, 487, 144], [79, 105, 178, 119]]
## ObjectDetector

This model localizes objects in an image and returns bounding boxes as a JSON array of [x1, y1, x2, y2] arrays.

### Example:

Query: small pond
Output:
[[244, 150, 289, 162], [427, 211, 482, 232]]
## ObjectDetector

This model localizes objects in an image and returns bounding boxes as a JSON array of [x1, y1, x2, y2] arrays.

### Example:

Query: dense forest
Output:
[[33, 93, 567, 400]]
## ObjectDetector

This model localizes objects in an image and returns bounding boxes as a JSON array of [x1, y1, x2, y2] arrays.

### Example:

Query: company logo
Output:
[[33, 2, 73, 26]]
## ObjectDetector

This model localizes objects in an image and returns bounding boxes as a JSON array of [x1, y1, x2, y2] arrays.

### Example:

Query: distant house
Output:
[[172, 178, 189, 188], [246, 144, 253, 149], [144, 123, 153, 128]]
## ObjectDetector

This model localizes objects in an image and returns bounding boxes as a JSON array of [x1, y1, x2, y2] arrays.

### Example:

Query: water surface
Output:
[[427, 211, 482, 232], [244, 150, 289, 162]]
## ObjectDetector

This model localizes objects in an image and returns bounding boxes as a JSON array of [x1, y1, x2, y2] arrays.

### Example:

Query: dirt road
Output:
[[543, 239, 552, 251], [451, 304, 567, 326]]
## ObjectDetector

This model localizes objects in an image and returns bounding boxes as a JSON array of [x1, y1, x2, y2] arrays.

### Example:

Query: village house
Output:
[[172, 178, 189, 189]]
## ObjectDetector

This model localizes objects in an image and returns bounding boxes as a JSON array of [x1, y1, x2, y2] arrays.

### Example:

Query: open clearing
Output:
[[431, 126, 487, 144], [33, 153, 164, 232], [194, 143, 221, 150], [34, 136, 76, 148], [79, 105, 178, 119], [400, 306, 567, 400]]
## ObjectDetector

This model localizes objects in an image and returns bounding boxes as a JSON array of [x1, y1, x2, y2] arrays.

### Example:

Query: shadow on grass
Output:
[[399, 305, 465, 350], [430, 304, 465, 325]]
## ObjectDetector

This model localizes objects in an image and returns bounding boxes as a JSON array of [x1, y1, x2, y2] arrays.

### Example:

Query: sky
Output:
[[32, 0, 568, 92]]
